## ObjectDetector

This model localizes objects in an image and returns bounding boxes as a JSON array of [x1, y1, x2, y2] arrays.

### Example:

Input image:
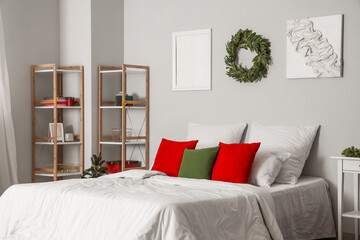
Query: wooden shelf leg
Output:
[[80, 66, 84, 174], [121, 65, 126, 171], [145, 66, 149, 170], [98, 66, 102, 155], [58, 73, 63, 181], [31, 66, 35, 182], [53, 64, 58, 181]]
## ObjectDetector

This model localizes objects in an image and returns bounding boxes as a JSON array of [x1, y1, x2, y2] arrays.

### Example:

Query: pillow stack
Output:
[[152, 123, 260, 183], [248, 123, 319, 186], [151, 122, 319, 187]]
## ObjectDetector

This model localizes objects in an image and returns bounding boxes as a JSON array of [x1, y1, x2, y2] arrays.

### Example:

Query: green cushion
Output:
[[178, 146, 219, 179]]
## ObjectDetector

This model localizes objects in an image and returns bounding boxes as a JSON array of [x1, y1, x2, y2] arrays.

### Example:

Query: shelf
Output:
[[35, 171, 81, 177], [35, 141, 82, 145], [331, 156, 360, 161], [35, 69, 82, 73], [100, 105, 146, 109], [100, 140, 146, 145], [99, 64, 149, 171], [100, 68, 146, 74], [32, 64, 84, 183], [123, 166, 147, 171], [35, 100, 81, 105], [342, 211, 360, 219], [343, 170, 360, 174], [35, 106, 82, 109], [101, 100, 146, 105], [102, 100, 146, 105]]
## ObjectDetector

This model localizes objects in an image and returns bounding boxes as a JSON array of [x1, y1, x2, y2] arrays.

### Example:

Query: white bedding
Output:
[[0, 172, 283, 240], [269, 176, 336, 240]]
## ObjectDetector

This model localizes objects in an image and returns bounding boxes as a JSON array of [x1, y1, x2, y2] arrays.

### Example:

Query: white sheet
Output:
[[268, 176, 336, 240], [0, 173, 283, 240], [100, 169, 166, 179]]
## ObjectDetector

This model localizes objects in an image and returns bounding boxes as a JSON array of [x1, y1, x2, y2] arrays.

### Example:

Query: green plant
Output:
[[342, 146, 360, 158], [82, 153, 108, 178]]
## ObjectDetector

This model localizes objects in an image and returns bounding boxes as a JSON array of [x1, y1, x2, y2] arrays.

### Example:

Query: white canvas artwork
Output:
[[286, 14, 343, 79]]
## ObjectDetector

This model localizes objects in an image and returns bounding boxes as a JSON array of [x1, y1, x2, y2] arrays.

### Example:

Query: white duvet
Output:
[[0, 171, 283, 240]]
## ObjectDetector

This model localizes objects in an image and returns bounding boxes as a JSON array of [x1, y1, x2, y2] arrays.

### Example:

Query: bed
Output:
[[269, 176, 336, 240], [0, 171, 335, 240]]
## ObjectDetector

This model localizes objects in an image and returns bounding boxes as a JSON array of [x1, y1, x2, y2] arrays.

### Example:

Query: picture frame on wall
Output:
[[49, 123, 64, 142], [172, 28, 212, 91], [286, 14, 343, 79]]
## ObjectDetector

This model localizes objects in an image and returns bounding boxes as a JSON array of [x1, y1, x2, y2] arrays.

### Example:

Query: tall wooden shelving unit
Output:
[[32, 64, 84, 182], [99, 64, 149, 171]]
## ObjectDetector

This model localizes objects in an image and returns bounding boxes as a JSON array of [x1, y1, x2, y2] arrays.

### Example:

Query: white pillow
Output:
[[249, 151, 291, 187], [186, 122, 247, 149], [248, 123, 319, 184]]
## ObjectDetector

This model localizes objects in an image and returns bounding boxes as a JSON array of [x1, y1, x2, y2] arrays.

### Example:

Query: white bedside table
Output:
[[332, 156, 360, 240]]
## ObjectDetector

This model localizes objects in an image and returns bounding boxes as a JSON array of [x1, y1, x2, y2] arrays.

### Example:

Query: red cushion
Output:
[[211, 142, 260, 183], [151, 138, 198, 176]]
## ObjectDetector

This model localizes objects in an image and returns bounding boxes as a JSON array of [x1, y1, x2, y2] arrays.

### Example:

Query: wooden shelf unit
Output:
[[31, 64, 84, 182], [98, 64, 149, 171]]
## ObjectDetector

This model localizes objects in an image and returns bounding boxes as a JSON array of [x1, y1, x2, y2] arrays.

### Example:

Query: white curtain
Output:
[[0, 9, 18, 195]]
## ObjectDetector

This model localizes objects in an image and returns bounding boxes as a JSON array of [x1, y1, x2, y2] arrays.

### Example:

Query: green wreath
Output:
[[225, 29, 272, 83]]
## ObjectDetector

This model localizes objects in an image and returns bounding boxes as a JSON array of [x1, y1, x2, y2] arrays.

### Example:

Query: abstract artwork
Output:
[[286, 14, 343, 79]]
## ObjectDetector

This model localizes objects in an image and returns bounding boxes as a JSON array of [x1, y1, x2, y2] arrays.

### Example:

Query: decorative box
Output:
[[44, 97, 75, 106], [106, 160, 141, 173], [115, 92, 133, 106]]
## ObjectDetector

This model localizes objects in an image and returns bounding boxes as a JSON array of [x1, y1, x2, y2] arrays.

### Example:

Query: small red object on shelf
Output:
[[106, 160, 141, 173], [44, 97, 75, 106]]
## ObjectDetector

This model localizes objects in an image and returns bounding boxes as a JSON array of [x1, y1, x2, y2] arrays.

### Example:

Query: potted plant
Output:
[[342, 146, 360, 158], [82, 153, 108, 178]]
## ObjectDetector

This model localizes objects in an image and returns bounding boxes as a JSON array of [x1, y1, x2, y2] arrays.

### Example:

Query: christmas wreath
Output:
[[225, 29, 272, 83]]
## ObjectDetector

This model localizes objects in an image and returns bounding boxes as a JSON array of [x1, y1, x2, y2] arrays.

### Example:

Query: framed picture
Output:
[[286, 14, 343, 79], [172, 28, 212, 91], [49, 123, 64, 142]]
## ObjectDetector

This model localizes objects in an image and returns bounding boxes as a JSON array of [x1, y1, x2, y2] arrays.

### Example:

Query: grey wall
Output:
[[1, 0, 60, 183], [91, 0, 124, 161], [124, 0, 360, 233], [1, 0, 124, 179]]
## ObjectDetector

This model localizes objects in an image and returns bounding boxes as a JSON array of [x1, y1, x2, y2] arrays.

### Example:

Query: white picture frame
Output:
[[49, 123, 64, 142], [172, 28, 212, 91]]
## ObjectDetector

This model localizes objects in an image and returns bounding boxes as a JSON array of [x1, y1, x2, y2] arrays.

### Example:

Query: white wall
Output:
[[124, 0, 360, 233], [1, 0, 60, 183], [59, 0, 124, 167], [3, 0, 357, 233], [59, 0, 92, 168]]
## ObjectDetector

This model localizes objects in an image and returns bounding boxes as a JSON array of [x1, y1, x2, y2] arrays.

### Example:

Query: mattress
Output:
[[268, 176, 336, 240]]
